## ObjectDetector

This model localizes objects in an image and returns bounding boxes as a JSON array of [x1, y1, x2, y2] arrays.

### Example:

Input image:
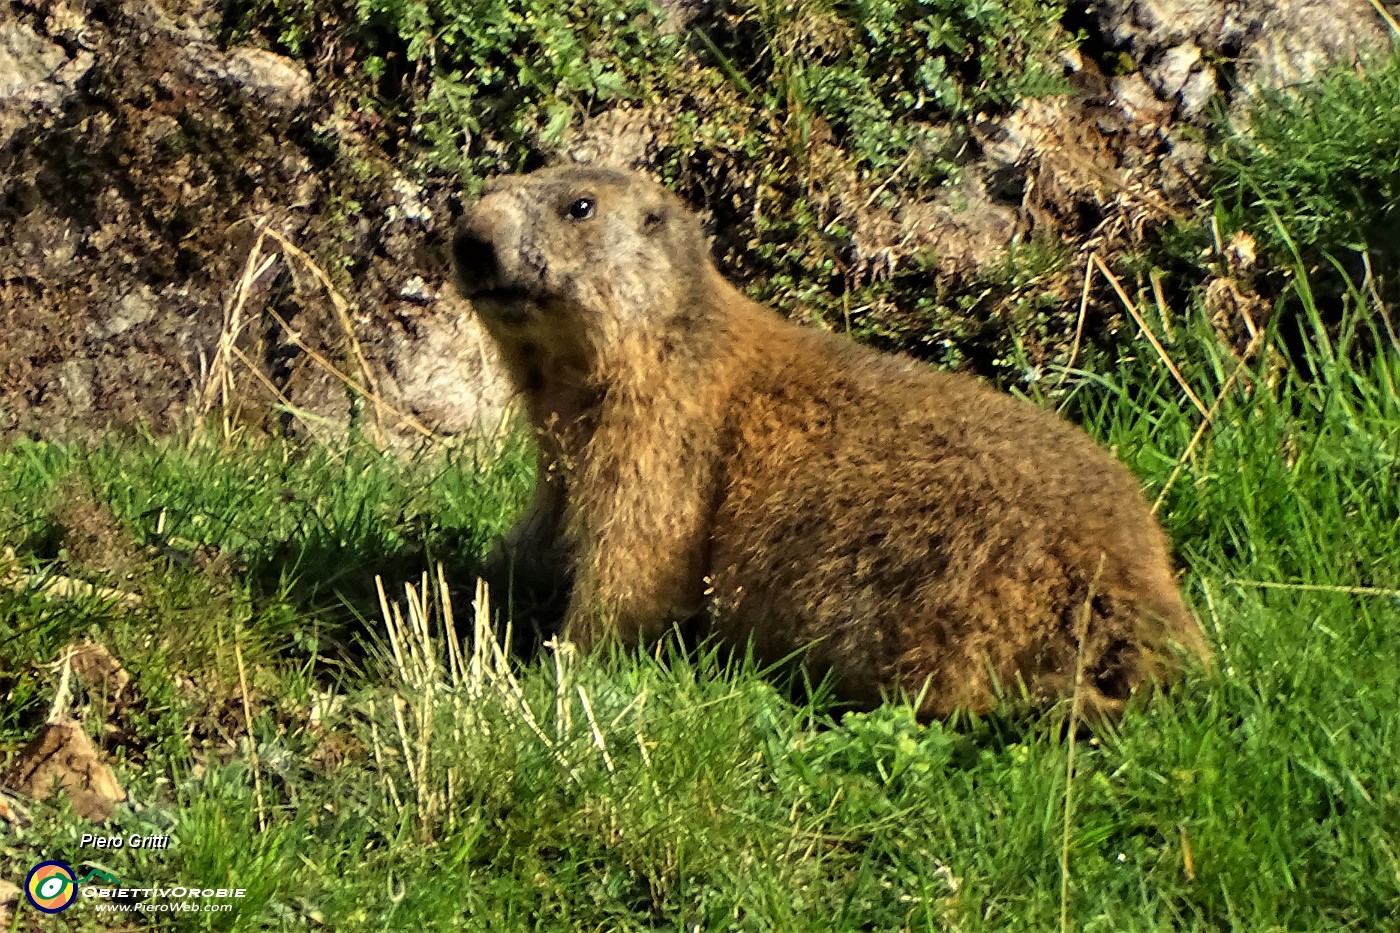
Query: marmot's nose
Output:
[[451, 223, 499, 294]]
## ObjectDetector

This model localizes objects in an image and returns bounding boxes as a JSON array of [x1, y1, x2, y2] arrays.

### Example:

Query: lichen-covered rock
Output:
[[1092, 0, 1391, 119], [0, 13, 94, 151]]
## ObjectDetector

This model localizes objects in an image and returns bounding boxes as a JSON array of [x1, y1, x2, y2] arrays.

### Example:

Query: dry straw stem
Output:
[[1056, 253, 1096, 389], [1369, 0, 1399, 36], [390, 695, 423, 811], [1360, 252, 1400, 401], [376, 572, 453, 832], [473, 596, 584, 784], [1198, 580, 1231, 674], [1059, 558, 1104, 933], [368, 716, 404, 813], [1227, 579, 1400, 600], [377, 572, 587, 788], [228, 343, 344, 456], [1151, 329, 1267, 515], [216, 218, 443, 444], [46, 646, 75, 724], [1093, 254, 1211, 420], [375, 569, 661, 831], [234, 640, 267, 832], [260, 227, 382, 410], [261, 306, 439, 443], [1, 547, 143, 611], [1150, 269, 1175, 344], [551, 640, 575, 739], [200, 219, 276, 426], [576, 684, 615, 774]]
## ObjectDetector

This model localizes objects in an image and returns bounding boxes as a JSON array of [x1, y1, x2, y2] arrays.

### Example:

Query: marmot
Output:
[[452, 165, 1208, 719]]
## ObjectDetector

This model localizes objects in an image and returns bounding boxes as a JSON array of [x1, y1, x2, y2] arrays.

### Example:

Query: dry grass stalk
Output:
[[1059, 557, 1104, 933], [1094, 254, 1210, 420], [1369, 0, 1400, 35], [229, 343, 343, 455], [260, 228, 383, 414], [264, 307, 439, 442], [200, 220, 276, 432], [1150, 269, 1175, 344], [1227, 579, 1400, 600], [1152, 330, 1267, 515], [576, 684, 615, 774], [1, 547, 142, 611], [234, 640, 268, 832], [1056, 253, 1095, 390], [376, 570, 604, 837], [215, 219, 445, 445]]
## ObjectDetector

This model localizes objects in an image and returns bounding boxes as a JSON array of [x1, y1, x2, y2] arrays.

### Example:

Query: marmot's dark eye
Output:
[[567, 197, 596, 220]]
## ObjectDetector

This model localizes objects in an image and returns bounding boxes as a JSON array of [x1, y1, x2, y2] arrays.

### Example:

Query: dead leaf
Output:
[[0, 719, 127, 822], [0, 789, 29, 827], [0, 878, 20, 928], [65, 641, 133, 703]]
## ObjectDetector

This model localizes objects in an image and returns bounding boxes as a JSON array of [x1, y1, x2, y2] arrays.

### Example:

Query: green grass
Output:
[[2, 269, 1398, 930], [1205, 44, 1400, 346], [1213, 47, 1400, 267]]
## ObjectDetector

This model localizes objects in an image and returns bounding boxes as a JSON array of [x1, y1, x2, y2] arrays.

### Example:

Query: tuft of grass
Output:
[[1209, 46, 1400, 349], [1213, 49, 1400, 263]]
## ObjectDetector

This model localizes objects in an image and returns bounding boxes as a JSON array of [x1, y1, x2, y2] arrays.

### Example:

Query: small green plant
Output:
[[1213, 49, 1400, 259], [354, 0, 683, 180], [731, 0, 1069, 185], [1211, 47, 1400, 330]]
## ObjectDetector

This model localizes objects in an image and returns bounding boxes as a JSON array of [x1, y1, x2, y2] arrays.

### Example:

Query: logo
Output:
[[25, 860, 78, 914]]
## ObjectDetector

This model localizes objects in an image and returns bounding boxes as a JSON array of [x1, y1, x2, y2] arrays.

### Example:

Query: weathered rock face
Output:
[[1093, 0, 1392, 118], [0, 0, 1390, 442], [0, 0, 509, 443]]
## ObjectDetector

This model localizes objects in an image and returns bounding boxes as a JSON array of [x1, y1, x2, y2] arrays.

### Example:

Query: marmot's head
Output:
[[452, 166, 709, 365]]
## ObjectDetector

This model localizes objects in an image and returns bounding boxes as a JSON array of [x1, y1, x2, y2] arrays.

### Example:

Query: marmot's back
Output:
[[706, 318, 1203, 718]]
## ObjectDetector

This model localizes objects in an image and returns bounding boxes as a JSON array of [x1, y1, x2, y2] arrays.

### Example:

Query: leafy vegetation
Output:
[[699, 0, 1069, 182], [225, 0, 1069, 185], [1213, 48, 1400, 266], [222, 0, 1078, 378], [354, 0, 684, 182]]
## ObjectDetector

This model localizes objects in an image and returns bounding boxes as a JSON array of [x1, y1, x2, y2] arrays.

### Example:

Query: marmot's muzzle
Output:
[[451, 223, 500, 299]]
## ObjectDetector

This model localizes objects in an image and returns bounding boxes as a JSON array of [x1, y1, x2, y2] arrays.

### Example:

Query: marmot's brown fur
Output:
[[452, 165, 1208, 719]]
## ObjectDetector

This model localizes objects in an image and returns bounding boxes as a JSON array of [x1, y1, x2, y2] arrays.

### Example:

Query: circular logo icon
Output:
[[25, 860, 78, 914]]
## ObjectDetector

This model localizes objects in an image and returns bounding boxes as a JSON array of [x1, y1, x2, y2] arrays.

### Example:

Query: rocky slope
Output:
[[0, 0, 1390, 442]]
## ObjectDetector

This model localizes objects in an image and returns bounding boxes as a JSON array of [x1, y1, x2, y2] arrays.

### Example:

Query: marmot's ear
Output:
[[642, 202, 670, 234]]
